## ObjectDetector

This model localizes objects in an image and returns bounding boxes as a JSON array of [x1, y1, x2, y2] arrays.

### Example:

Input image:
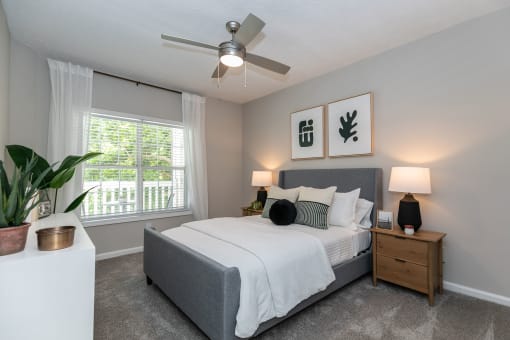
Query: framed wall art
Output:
[[327, 92, 373, 157], [376, 210, 393, 230], [290, 106, 325, 160]]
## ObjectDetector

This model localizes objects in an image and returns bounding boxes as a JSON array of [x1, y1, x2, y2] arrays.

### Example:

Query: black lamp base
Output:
[[397, 193, 422, 231], [256, 188, 268, 207]]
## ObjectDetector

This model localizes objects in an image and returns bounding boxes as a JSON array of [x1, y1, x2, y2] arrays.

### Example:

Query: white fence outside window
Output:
[[82, 179, 185, 217]]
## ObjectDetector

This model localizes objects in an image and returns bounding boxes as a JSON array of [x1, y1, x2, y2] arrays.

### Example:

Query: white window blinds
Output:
[[82, 112, 186, 218]]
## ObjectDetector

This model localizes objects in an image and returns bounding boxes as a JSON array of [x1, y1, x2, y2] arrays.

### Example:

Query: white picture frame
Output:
[[376, 210, 394, 230], [290, 106, 325, 160], [327, 93, 373, 157]]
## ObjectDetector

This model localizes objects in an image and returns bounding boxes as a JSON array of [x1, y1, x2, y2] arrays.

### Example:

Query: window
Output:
[[81, 111, 187, 219]]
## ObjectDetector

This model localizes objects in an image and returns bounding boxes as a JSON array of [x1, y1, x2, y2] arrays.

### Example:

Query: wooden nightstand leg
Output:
[[428, 292, 435, 306], [372, 233, 377, 286], [428, 242, 435, 306], [438, 239, 443, 294]]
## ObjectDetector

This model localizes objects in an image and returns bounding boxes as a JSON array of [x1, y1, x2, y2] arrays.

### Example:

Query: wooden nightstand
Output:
[[370, 227, 446, 306], [241, 207, 263, 216]]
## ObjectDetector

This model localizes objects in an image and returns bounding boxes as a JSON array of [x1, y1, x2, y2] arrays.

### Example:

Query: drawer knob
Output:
[[394, 258, 406, 263]]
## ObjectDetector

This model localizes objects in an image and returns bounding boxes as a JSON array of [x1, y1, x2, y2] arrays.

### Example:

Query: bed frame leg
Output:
[[146, 275, 153, 285]]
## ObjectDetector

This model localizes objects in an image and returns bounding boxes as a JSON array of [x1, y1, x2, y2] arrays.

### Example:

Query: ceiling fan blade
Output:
[[161, 34, 218, 51], [211, 63, 229, 78], [233, 13, 265, 46], [246, 53, 290, 75]]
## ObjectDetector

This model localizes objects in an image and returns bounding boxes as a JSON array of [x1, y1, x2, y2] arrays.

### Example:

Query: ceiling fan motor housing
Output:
[[219, 41, 246, 66], [226, 21, 241, 34]]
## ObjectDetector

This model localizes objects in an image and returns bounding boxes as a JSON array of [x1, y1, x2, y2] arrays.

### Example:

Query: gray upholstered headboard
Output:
[[278, 168, 383, 226]]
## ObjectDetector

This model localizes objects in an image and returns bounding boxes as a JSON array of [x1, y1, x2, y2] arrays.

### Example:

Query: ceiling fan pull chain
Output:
[[217, 59, 220, 88], [244, 62, 247, 88]]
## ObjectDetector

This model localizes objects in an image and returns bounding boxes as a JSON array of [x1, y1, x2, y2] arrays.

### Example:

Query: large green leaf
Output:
[[49, 168, 75, 189], [6, 146, 102, 191], [0, 179, 8, 227], [5, 170, 19, 218], [6, 145, 53, 182], [0, 160, 10, 197], [55, 152, 102, 174], [51, 152, 101, 189], [31, 166, 54, 192], [64, 186, 97, 213], [6, 145, 35, 167]]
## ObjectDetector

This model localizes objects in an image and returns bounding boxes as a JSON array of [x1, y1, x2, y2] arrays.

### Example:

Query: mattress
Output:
[[242, 216, 371, 266]]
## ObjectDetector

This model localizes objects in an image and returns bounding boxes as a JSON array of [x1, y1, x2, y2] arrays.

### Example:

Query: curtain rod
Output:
[[93, 70, 182, 95]]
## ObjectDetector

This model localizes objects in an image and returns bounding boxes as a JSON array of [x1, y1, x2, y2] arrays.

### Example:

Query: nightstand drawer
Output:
[[377, 234, 428, 265], [377, 255, 428, 293]]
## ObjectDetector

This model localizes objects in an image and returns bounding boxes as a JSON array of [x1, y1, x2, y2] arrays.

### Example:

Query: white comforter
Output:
[[163, 217, 335, 337]]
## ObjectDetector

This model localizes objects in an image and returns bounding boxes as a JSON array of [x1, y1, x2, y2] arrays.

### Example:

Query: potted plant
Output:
[[0, 145, 101, 255], [6, 145, 101, 214], [0, 156, 51, 255]]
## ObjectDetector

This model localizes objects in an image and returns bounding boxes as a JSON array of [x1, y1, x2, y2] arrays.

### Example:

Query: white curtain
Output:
[[47, 59, 93, 213], [182, 92, 208, 220]]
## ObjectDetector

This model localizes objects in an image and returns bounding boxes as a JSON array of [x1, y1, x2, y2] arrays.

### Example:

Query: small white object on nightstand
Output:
[[405, 225, 415, 235]]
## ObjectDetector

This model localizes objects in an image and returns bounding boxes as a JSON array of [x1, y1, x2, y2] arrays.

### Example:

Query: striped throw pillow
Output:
[[295, 186, 337, 229]]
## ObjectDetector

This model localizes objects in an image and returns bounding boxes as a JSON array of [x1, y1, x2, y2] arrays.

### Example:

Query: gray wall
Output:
[[0, 2, 9, 161], [8, 41, 50, 156], [92, 72, 182, 122], [7, 41, 243, 255], [206, 97, 243, 218], [243, 8, 510, 298], [89, 215, 192, 254]]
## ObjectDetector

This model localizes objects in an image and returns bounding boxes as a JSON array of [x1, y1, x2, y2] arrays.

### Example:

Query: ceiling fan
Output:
[[161, 13, 291, 79]]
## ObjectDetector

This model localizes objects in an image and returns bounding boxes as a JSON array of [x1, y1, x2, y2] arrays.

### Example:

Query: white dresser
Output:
[[0, 213, 95, 340]]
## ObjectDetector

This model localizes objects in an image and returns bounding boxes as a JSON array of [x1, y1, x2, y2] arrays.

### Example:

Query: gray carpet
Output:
[[95, 253, 510, 340]]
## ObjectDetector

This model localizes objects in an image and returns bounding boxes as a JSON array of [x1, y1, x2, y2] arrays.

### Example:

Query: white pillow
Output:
[[328, 189, 361, 230], [267, 186, 301, 202], [297, 186, 337, 205], [355, 198, 374, 229]]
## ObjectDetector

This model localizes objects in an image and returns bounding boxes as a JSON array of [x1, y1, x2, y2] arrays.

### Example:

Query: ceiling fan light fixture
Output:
[[220, 54, 244, 67], [218, 41, 245, 68]]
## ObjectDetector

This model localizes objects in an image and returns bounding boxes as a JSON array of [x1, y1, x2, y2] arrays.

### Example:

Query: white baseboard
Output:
[[444, 281, 510, 307], [95, 246, 144, 261]]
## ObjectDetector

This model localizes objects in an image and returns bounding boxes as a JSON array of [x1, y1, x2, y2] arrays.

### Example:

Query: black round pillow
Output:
[[269, 199, 297, 225]]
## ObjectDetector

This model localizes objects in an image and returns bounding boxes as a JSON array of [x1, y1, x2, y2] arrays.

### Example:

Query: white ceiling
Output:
[[3, 0, 510, 104]]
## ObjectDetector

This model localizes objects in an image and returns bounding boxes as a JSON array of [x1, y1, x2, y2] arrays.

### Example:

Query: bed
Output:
[[144, 168, 382, 340]]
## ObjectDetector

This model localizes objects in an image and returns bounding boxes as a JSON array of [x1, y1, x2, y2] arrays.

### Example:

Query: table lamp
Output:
[[251, 171, 272, 206], [388, 167, 431, 231]]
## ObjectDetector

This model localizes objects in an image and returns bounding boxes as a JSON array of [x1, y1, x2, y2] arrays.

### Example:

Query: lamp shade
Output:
[[251, 171, 272, 187], [388, 167, 431, 194]]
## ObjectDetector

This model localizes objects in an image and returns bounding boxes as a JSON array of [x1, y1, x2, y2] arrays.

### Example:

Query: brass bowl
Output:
[[36, 226, 76, 251]]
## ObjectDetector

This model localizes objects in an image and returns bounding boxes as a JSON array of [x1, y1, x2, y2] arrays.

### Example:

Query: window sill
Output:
[[81, 210, 193, 227]]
